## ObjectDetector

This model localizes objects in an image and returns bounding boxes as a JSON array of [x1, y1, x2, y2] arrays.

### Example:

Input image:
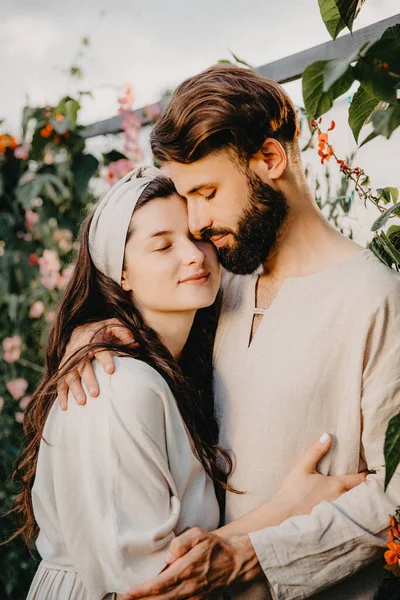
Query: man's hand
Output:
[[57, 318, 134, 410], [122, 528, 262, 600]]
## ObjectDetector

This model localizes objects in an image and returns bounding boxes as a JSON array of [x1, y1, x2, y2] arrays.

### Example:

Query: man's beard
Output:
[[203, 169, 289, 275]]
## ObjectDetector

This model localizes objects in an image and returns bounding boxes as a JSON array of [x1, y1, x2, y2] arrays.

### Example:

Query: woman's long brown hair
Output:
[[9, 176, 236, 548]]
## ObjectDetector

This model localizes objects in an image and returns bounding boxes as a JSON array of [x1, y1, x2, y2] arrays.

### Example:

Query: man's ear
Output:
[[120, 269, 132, 292], [249, 138, 287, 182]]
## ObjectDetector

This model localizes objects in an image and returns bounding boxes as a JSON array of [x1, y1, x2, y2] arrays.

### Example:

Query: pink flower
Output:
[[39, 250, 60, 290], [15, 412, 25, 424], [143, 103, 161, 121], [25, 209, 39, 229], [118, 83, 134, 113], [14, 145, 30, 160], [29, 300, 45, 319], [0, 240, 5, 257], [57, 265, 74, 289], [0, 397, 4, 412], [7, 378, 28, 400], [46, 310, 56, 323], [19, 395, 32, 410], [2, 335, 21, 363], [44, 151, 54, 165], [53, 229, 73, 252], [32, 197, 43, 208], [106, 159, 132, 186]]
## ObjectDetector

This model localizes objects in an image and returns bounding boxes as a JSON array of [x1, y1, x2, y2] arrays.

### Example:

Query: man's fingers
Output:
[[108, 324, 136, 345], [57, 382, 69, 411], [298, 433, 332, 473], [66, 372, 87, 405], [81, 362, 99, 397], [340, 470, 368, 491], [167, 527, 209, 563], [122, 558, 184, 599], [94, 350, 115, 374]]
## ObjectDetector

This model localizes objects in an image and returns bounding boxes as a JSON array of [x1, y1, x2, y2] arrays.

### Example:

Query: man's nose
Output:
[[187, 198, 213, 237]]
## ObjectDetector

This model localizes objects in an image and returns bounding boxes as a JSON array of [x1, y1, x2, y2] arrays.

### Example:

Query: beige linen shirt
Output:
[[30, 358, 219, 600], [213, 249, 400, 599]]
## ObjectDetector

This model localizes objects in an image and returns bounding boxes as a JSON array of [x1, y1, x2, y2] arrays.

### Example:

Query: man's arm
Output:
[[247, 285, 400, 599]]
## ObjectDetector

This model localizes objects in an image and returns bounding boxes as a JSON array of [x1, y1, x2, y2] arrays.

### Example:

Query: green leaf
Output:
[[323, 49, 360, 91], [336, 0, 366, 33], [371, 202, 400, 231], [302, 60, 354, 118], [318, 0, 366, 39], [379, 231, 400, 264], [229, 51, 254, 69], [348, 86, 380, 142], [384, 412, 400, 490], [377, 187, 392, 204], [353, 32, 400, 105], [390, 188, 399, 204], [388, 225, 400, 249], [71, 153, 99, 198], [367, 237, 392, 267], [318, 0, 346, 39], [371, 105, 400, 139], [102, 150, 128, 166]]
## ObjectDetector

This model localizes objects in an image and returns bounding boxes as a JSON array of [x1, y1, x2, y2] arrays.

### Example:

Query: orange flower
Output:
[[40, 124, 53, 138], [53, 134, 60, 143], [389, 529, 395, 541], [63, 131, 70, 139], [55, 114, 64, 121], [390, 517, 396, 528], [318, 132, 328, 144], [385, 541, 400, 565], [0, 133, 18, 153], [328, 120, 336, 131]]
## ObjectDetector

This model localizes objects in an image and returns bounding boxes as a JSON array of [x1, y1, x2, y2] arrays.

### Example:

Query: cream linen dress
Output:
[[27, 357, 220, 599]]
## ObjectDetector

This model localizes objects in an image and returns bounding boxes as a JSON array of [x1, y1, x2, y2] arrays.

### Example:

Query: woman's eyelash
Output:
[[206, 190, 216, 201], [156, 245, 171, 252]]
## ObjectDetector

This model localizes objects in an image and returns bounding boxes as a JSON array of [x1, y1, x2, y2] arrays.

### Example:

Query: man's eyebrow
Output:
[[146, 230, 173, 239], [187, 182, 217, 195]]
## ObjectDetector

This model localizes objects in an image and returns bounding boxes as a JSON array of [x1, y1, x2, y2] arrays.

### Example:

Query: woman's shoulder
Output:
[[93, 357, 173, 420]]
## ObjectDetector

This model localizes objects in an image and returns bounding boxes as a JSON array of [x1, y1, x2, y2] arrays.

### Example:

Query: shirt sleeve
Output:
[[65, 361, 181, 595], [248, 285, 400, 600]]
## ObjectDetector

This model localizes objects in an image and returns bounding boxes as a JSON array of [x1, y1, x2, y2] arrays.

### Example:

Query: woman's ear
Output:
[[120, 269, 132, 292]]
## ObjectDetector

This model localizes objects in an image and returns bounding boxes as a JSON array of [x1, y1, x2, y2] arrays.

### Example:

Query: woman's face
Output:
[[121, 194, 221, 314]]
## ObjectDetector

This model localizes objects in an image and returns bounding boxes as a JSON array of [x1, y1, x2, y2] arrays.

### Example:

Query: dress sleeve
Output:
[[67, 361, 181, 595], [248, 285, 400, 600]]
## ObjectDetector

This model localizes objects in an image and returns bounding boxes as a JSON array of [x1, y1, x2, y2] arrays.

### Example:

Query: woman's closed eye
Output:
[[154, 244, 172, 252]]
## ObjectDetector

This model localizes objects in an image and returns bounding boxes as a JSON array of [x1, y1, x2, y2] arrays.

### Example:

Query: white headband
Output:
[[88, 165, 167, 283]]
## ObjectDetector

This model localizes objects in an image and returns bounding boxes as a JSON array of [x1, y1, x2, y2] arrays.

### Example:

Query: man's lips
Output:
[[210, 233, 230, 248], [179, 271, 210, 284]]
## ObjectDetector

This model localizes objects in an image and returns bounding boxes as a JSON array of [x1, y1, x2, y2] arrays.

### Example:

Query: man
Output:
[[62, 65, 400, 599]]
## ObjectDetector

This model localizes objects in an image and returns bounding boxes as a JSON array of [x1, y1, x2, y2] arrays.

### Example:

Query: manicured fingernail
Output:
[[319, 432, 329, 444], [89, 387, 97, 396], [165, 551, 174, 563], [106, 364, 113, 373]]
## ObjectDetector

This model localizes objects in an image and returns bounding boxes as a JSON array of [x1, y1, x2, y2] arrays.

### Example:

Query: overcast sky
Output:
[[2, 0, 399, 132]]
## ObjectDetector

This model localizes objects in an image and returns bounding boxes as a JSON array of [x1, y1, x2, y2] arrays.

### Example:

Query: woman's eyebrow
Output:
[[146, 230, 173, 239]]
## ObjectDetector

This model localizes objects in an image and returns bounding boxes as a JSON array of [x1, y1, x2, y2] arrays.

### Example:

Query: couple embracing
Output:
[[14, 65, 400, 599]]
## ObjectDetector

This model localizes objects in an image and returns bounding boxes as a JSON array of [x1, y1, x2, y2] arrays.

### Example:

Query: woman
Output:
[[12, 167, 364, 599]]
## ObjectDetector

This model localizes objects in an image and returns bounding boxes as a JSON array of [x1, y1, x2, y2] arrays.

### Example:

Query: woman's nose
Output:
[[182, 239, 206, 266]]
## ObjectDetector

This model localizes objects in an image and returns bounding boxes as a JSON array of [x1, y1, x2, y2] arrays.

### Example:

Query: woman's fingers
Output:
[[165, 528, 209, 564], [298, 433, 332, 473], [339, 470, 368, 492]]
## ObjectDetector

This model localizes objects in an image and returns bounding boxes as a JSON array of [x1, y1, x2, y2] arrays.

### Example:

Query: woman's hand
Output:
[[57, 319, 133, 410], [271, 433, 367, 521], [216, 433, 367, 537]]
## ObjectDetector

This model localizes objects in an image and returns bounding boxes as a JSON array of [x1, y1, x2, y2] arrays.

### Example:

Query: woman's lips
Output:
[[179, 272, 210, 284]]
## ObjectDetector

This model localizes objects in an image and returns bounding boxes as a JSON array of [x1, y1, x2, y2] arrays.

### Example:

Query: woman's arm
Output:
[[216, 434, 366, 537]]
